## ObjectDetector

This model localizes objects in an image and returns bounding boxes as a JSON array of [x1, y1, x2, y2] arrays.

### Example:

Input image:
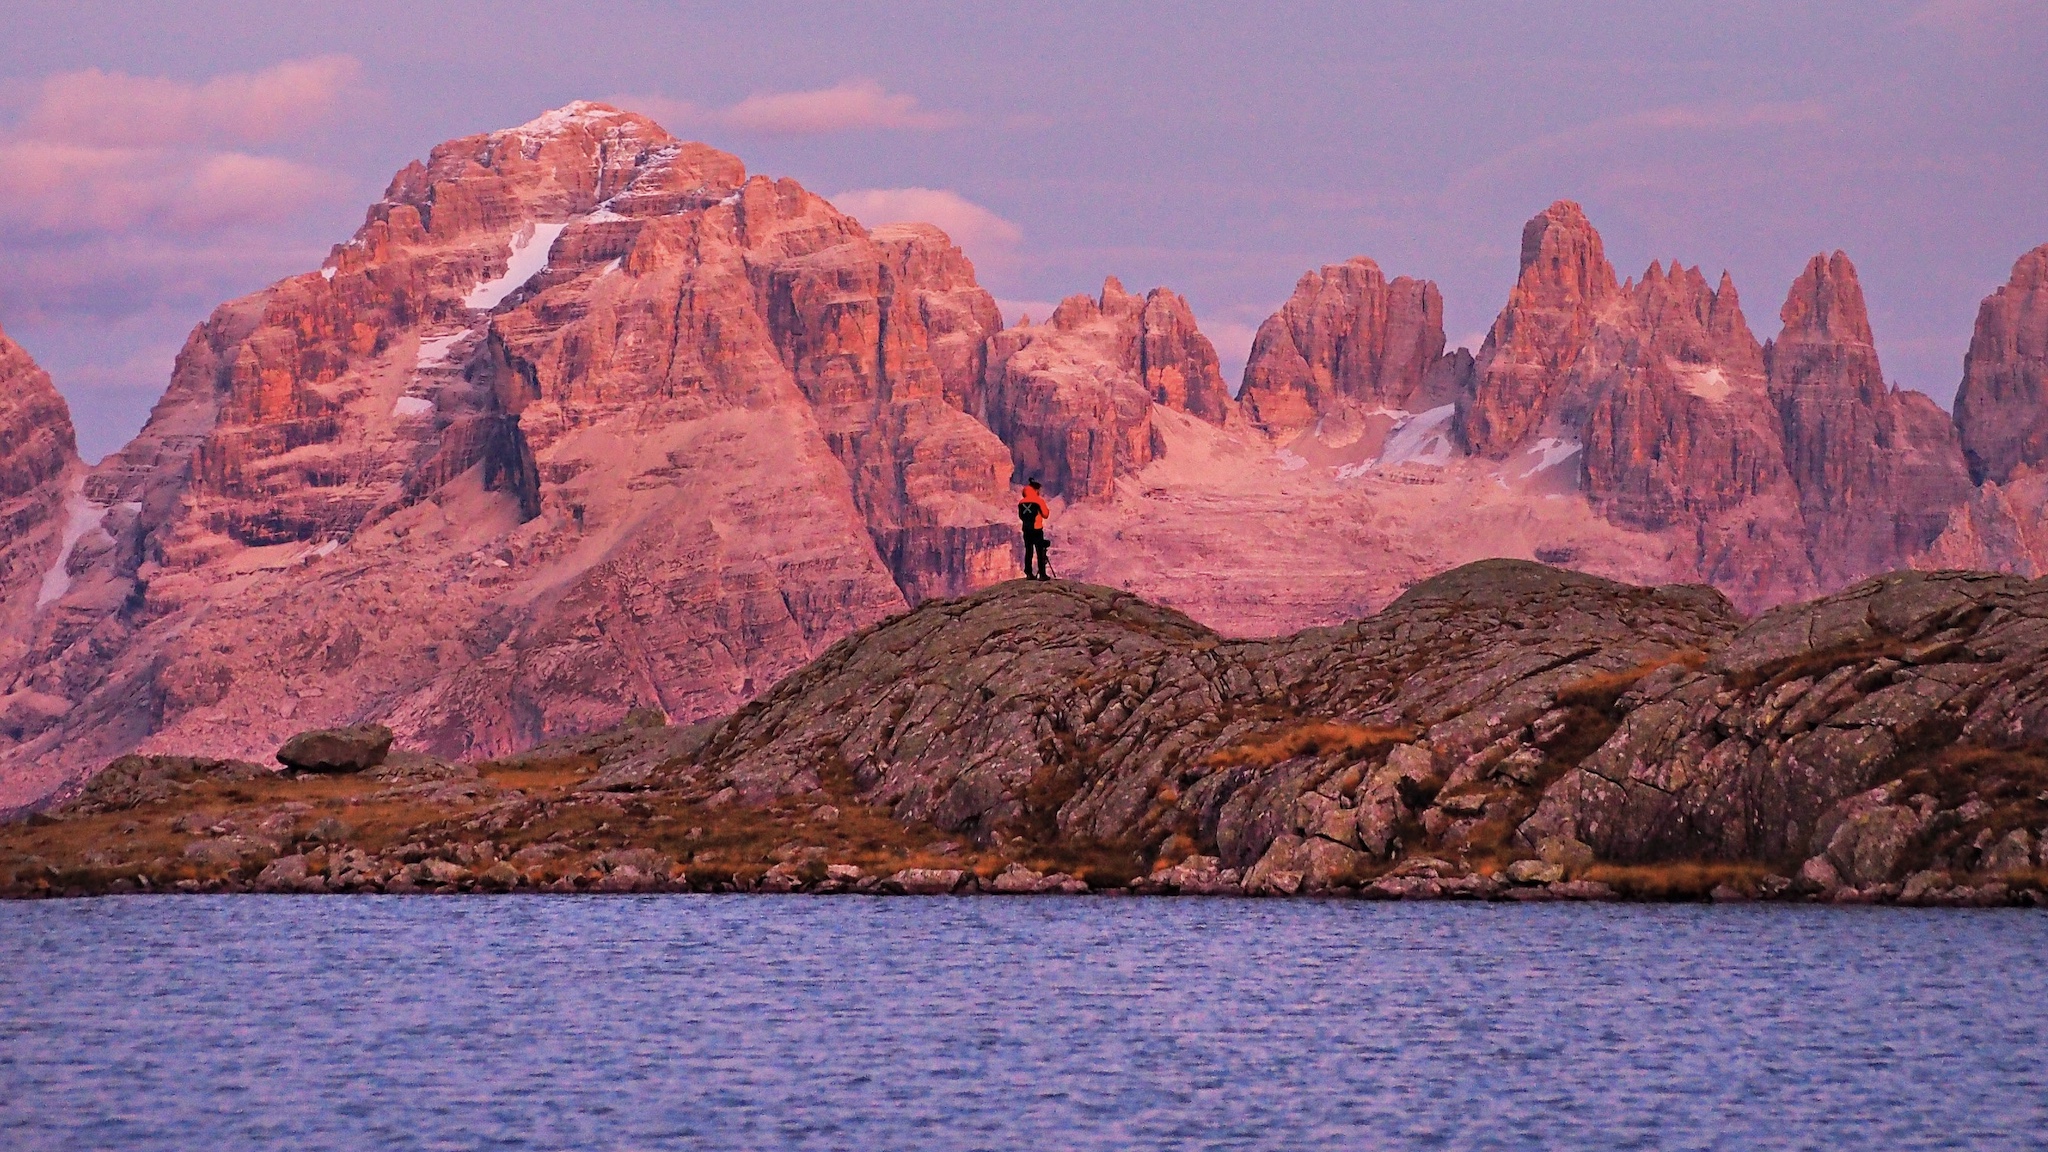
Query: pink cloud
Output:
[[614, 81, 960, 137], [0, 58, 354, 240], [722, 80, 959, 134], [831, 187, 1020, 265], [15, 56, 363, 147], [0, 140, 334, 238], [0, 140, 163, 234], [172, 153, 330, 229]]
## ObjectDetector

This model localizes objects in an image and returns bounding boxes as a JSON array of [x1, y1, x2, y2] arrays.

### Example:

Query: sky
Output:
[[0, 1, 2041, 460]]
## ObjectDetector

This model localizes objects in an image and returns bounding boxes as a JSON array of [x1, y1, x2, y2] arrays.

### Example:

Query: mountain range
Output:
[[2, 101, 2045, 811]]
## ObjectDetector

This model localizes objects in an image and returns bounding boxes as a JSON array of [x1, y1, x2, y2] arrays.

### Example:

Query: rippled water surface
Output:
[[3, 897, 2045, 1151]]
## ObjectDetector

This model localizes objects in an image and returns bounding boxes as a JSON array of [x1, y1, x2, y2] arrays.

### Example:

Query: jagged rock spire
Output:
[[1954, 243, 2048, 483]]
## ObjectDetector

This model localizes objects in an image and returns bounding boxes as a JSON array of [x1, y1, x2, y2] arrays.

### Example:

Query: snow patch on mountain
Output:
[[1377, 405, 1457, 468], [36, 478, 107, 611], [465, 221, 571, 311]]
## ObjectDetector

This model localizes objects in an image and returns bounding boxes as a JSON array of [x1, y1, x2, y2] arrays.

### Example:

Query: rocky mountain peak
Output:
[[1460, 201, 1622, 457], [1238, 257, 1459, 435], [1136, 288, 1235, 426], [1766, 249, 1974, 587], [1953, 243, 2048, 483], [1777, 251, 1875, 349], [0, 325, 76, 506], [985, 274, 1233, 499], [1514, 200, 1619, 312], [1625, 260, 1764, 375]]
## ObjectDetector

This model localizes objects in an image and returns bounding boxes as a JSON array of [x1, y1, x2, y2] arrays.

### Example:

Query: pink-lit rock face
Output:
[[0, 326, 75, 509], [0, 327, 84, 785], [1954, 244, 2048, 485], [1766, 251, 1974, 590], [982, 277, 1235, 502], [1238, 258, 1467, 435], [1460, 201, 1620, 458]]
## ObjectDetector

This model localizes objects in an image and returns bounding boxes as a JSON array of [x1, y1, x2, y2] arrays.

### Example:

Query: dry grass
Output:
[[1879, 741, 2048, 878], [1584, 861, 1777, 900], [1724, 637, 1909, 692], [1555, 649, 1707, 710], [0, 751, 1022, 896], [1204, 721, 1421, 770]]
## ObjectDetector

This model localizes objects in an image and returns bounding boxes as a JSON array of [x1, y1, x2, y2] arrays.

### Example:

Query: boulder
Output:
[[276, 725, 395, 774], [886, 868, 966, 895], [1537, 835, 1596, 874], [1507, 859, 1565, 885], [1981, 829, 2035, 877], [255, 854, 311, 891]]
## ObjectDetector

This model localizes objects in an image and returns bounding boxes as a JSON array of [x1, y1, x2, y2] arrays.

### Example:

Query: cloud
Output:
[[1444, 99, 1832, 206], [14, 55, 362, 147], [614, 80, 961, 137], [0, 58, 354, 241], [0, 141, 329, 238], [831, 187, 1022, 266]]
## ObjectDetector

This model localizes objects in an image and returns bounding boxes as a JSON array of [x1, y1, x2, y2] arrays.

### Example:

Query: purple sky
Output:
[[1, 0, 2042, 459]]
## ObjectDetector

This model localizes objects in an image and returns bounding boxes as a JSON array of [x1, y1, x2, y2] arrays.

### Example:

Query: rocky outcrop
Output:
[[982, 278, 1235, 501], [1766, 252, 1974, 588], [1954, 244, 2048, 484], [1238, 258, 1469, 435], [1525, 568, 2048, 897], [18, 563, 2048, 905], [628, 562, 1741, 867]]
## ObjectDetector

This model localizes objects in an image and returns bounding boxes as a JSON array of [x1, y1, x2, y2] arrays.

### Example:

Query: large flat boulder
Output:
[[276, 725, 394, 774]]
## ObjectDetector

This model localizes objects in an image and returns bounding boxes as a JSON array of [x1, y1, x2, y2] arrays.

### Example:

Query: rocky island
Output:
[[5, 560, 2044, 906]]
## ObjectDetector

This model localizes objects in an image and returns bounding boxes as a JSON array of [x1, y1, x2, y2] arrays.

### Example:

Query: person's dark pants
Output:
[[1023, 529, 1050, 579]]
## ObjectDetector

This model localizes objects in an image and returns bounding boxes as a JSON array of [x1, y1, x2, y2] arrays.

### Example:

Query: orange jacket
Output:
[[1020, 487, 1050, 530]]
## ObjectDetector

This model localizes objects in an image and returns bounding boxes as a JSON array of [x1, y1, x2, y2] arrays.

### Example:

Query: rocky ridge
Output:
[[5, 562, 2045, 905]]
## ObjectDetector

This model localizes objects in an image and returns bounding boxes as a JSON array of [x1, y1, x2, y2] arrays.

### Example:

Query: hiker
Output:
[[1018, 477, 1052, 580]]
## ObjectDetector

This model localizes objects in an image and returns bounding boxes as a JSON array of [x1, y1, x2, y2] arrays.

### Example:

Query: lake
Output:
[[2, 896, 2043, 1150]]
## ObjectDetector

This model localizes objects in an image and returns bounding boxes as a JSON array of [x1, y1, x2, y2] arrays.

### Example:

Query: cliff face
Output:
[[0, 326, 75, 509], [1238, 258, 1468, 435], [0, 327, 84, 758], [1460, 202, 1620, 458], [1572, 263, 1816, 608], [1765, 252, 1975, 589], [1954, 244, 2048, 485], [982, 278, 1235, 501]]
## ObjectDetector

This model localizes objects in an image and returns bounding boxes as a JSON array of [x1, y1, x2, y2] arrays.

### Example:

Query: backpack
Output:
[[1018, 500, 1038, 528]]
